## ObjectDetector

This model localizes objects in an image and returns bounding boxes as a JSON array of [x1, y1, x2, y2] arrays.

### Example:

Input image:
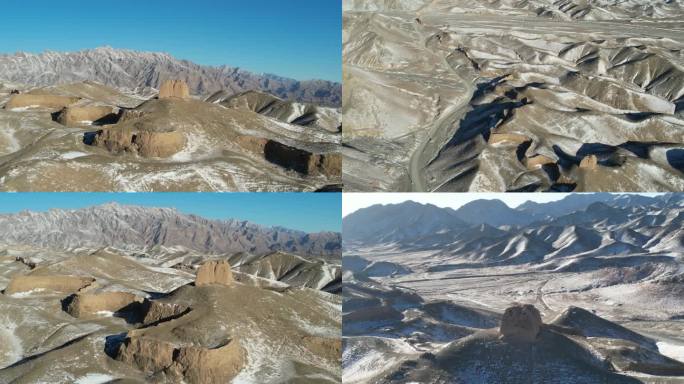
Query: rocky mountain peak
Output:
[[0, 204, 341, 258]]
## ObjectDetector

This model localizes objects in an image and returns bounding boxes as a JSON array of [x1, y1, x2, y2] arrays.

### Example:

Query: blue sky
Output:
[[0, 193, 341, 233], [0, 0, 341, 82]]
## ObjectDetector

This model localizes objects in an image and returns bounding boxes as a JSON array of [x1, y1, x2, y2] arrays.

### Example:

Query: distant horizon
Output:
[[0, 193, 341, 233], [0, 46, 340, 83], [0, 0, 341, 82], [342, 192, 665, 217]]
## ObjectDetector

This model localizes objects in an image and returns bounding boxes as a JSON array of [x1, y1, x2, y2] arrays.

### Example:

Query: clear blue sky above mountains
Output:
[[0, 193, 341, 233], [0, 0, 341, 82]]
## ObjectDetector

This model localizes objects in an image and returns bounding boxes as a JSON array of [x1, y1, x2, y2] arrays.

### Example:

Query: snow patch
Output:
[[8, 105, 40, 112], [74, 373, 115, 384], [61, 151, 89, 160], [9, 288, 47, 298], [657, 341, 684, 363]]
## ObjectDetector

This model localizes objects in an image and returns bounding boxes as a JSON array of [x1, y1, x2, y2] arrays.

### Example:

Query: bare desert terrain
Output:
[[343, 194, 684, 383], [343, 0, 684, 192]]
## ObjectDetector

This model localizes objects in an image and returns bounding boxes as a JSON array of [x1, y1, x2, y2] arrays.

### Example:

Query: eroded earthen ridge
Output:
[[159, 79, 190, 99], [116, 335, 246, 384], [4, 275, 95, 295]]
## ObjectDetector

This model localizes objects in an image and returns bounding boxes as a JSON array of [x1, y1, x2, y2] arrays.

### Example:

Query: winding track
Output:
[[398, 12, 684, 191]]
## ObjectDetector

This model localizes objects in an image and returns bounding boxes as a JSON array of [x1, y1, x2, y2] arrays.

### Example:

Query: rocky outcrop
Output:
[[499, 303, 542, 343], [65, 291, 141, 318], [116, 335, 245, 384], [91, 127, 186, 158], [134, 131, 186, 157], [4, 275, 95, 295], [236, 136, 341, 177], [236, 135, 268, 154], [55, 106, 116, 126], [159, 80, 190, 99], [196, 260, 234, 286], [64, 291, 191, 324], [264, 140, 342, 177], [320, 153, 343, 177], [4, 94, 80, 110]]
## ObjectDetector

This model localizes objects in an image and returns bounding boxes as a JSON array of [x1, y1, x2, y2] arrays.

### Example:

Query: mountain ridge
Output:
[[0, 46, 341, 107], [0, 203, 341, 258], [343, 194, 683, 265]]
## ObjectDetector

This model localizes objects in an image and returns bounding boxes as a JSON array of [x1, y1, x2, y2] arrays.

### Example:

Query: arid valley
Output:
[[343, 0, 684, 192]]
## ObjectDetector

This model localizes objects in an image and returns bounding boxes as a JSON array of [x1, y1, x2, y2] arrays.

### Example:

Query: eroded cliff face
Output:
[[64, 292, 141, 318], [92, 126, 187, 158], [4, 275, 95, 295], [116, 335, 246, 384], [55, 106, 117, 126], [195, 260, 234, 286], [264, 140, 342, 177]]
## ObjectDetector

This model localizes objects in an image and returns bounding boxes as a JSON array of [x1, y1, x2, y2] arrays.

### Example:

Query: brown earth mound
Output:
[[65, 291, 141, 318], [4, 275, 95, 295], [159, 80, 190, 99], [116, 335, 245, 384], [92, 127, 186, 158], [55, 106, 116, 126], [236, 135, 268, 154], [499, 303, 542, 343], [4, 94, 80, 110], [196, 260, 234, 286]]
